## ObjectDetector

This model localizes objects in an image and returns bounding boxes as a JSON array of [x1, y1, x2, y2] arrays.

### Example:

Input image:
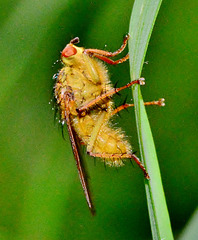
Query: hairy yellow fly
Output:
[[54, 35, 165, 214]]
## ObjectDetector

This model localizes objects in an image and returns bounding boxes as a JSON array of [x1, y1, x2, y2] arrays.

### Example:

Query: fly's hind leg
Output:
[[86, 98, 165, 179], [88, 152, 150, 180]]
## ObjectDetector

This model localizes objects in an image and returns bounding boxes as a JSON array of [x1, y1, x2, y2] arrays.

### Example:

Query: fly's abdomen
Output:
[[72, 114, 96, 144], [91, 125, 132, 166]]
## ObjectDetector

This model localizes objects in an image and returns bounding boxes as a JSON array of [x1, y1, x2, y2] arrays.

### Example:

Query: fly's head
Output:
[[61, 37, 83, 65]]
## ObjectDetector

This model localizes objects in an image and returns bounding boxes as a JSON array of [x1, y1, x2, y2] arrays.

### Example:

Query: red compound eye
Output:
[[61, 44, 77, 57]]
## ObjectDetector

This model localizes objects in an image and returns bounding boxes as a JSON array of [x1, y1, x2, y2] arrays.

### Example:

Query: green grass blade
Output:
[[178, 208, 198, 240], [128, 0, 174, 239]]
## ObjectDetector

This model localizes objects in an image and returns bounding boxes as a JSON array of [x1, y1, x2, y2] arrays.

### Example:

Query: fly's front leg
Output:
[[91, 54, 129, 65], [88, 152, 150, 180], [84, 34, 130, 58], [84, 34, 129, 65], [111, 98, 165, 117], [77, 78, 145, 114]]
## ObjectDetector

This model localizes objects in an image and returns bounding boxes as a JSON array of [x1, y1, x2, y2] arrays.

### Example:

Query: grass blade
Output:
[[178, 207, 198, 240], [128, 0, 174, 239]]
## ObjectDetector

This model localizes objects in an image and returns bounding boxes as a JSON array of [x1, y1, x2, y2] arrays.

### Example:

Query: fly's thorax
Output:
[[59, 42, 113, 112], [59, 68, 112, 111], [65, 67, 105, 108]]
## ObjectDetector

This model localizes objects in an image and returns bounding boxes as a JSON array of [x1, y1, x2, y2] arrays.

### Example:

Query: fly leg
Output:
[[111, 98, 165, 116], [88, 152, 150, 180], [86, 53, 129, 65], [84, 34, 129, 65], [84, 34, 129, 57], [77, 78, 145, 114]]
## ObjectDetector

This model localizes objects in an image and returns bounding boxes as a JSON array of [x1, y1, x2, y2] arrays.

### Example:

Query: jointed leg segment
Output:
[[88, 151, 150, 179], [84, 34, 130, 58], [92, 53, 129, 65], [111, 98, 165, 116], [77, 78, 145, 113]]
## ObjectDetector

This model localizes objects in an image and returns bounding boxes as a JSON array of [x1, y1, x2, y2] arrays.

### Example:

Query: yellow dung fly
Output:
[[54, 35, 165, 214]]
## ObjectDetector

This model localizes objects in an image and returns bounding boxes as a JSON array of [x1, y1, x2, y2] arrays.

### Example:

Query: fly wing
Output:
[[63, 92, 95, 215]]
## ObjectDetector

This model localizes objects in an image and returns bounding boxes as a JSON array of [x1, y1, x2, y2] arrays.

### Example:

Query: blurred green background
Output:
[[0, 0, 197, 239]]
